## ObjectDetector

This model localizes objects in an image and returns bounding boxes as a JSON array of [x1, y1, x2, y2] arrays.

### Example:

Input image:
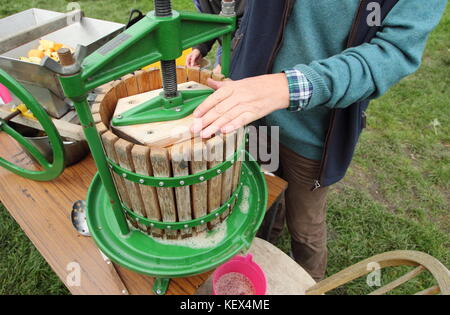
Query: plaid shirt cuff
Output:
[[284, 69, 313, 112]]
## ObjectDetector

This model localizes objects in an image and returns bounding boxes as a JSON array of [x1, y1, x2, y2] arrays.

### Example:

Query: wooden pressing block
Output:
[[111, 81, 212, 148], [0, 104, 85, 141]]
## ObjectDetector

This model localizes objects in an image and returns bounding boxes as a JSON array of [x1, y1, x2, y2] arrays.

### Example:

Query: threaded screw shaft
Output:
[[154, 0, 172, 17]]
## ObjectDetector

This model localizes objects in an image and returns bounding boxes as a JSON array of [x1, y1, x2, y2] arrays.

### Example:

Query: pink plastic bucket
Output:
[[0, 84, 12, 104], [213, 254, 267, 295]]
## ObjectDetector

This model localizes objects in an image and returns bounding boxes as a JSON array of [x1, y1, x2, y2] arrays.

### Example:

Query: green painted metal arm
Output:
[[111, 88, 213, 126], [61, 10, 235, 99]]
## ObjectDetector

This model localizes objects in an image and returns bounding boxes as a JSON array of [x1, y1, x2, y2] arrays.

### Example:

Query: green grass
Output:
[[0, 0, 449, 295]]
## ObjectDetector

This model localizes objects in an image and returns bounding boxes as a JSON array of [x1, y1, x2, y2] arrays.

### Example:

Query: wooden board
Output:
[[206, 136, 223, 228], [131, 145, 163, 237], [149, 147, 178, 239], [187, 67, 201, 82], [231, 128, 245, 208], [0, 131, 288, 295], [100, 131, 132, 210], [176, 66, 188, 83], [221, 131, 236, 219], [190, 140, 208, 233], [170, 141, 193, 238], [112, 81, 212, 147], [134, 70, 152, 94], [199, 69, 212, 85], [114, 139, 147, 231], [0, 105, 85, 141], [122, 74, 139, 97]]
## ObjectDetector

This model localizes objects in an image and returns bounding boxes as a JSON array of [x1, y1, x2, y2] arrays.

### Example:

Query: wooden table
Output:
[[0, 132, 289, 295]]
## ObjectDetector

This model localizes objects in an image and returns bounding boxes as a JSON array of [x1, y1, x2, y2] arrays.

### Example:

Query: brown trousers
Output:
[[269, 144, 329, 281]]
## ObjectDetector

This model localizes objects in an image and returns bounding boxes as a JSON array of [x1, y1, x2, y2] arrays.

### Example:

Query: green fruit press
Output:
[[0, 0, 267, 295]]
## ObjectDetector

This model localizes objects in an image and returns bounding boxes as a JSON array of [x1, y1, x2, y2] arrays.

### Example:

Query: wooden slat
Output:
[[206, 136, 223, 228], [100, 132, 132, 211], [92, 113, 102, 124], [112, 80, 128, 100], [99, 88, 118, 126], [369, 266, 426, 295], [187, 67, 201, 82], [60, 110, 79, 124], [122, 74, 139, 97], [91, 94, 105, 114], [170, 141, 193, 238], [134, 70, 152, 94], [221, 131, 236, 219], [131, 145, 163, 237], [0, 105, 84, 141], [94, 82, 115, 95], [176, 66, 188, 84], [232, 128, 245, 189], [150, 147, 178, 239], [96, 122, 108, 135], [148, 68, 163, 90], [199, 69, 212, 85], [211, 72, 225, 81], [114, 139, 147, 231], [190, 140, 208, 233], [91, 102, 101, 115]]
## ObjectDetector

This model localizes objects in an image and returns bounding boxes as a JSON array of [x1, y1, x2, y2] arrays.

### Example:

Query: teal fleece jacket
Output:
[[263, 0, 447, 160]]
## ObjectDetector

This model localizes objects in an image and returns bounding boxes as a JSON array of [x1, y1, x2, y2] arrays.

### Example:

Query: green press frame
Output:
[[0, 2, 268, 295], [60, 8, 239, 236]]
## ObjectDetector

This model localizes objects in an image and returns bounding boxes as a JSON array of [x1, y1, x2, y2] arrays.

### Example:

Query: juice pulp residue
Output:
[[215, 272, 255, 295], [151, 222, 227, 249], [239, 185, 250, 214]]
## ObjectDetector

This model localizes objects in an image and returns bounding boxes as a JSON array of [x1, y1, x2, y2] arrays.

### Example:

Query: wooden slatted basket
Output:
[[91, 66, 244, 240]]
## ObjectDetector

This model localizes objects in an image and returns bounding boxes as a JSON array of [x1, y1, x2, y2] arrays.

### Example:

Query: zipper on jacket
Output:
[[346, 0, 368, 48], [311, 109, 337, 191], [266, 0, 295, 73], [362, 111, 367, 129], [312, 180, 321, 192], [312, 0, 367, 190]]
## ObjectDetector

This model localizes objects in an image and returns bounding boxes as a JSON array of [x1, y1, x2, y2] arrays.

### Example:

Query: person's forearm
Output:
[[290, 0, 446, 111], [193, 40, 216, 58]]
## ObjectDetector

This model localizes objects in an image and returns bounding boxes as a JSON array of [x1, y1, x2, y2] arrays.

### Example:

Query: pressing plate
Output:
[[112, 81, 212, 148]]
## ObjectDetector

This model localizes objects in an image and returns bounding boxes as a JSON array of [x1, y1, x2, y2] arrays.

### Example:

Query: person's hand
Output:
[[213, 64, 222, 74], [191, 73, 290, 138], [186, 49, 203, 68]]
